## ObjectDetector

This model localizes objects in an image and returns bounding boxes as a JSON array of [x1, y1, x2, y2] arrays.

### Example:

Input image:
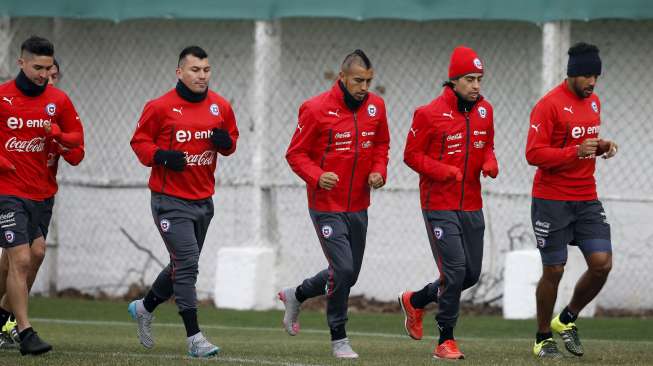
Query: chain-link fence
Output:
[[2, 18, 651, 311]]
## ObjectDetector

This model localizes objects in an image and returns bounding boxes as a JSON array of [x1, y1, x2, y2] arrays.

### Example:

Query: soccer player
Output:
[[527, 42, 617, 359], [0, 36, 83, 355], [0, 58, 85, 349], [278, 49, 390, 359], [400, 46, 498, 360], [129, 45, 239, 358]]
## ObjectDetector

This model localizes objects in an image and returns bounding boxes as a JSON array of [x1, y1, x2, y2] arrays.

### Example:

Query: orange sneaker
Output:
[[398, 291, 424, 340], [433, 339, 465, 360]]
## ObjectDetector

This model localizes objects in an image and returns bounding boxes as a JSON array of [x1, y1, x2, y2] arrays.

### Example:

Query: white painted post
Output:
[[0, 17, 12, 81], [46, 18, 64, 297], [214, 21, 282, 310], [251, 20, 282, 246], [541, 21, 571, 96]]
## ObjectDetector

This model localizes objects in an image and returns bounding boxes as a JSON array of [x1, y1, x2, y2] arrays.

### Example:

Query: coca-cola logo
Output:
[[0, 211, 15, 221], [185, 150, 215, 166], [5, 137, 46, 153]]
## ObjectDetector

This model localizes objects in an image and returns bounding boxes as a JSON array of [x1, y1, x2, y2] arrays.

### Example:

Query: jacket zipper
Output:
[[459, 114, 470, 210], [312, 129, 333, 206], [347, 112, 359, 211]]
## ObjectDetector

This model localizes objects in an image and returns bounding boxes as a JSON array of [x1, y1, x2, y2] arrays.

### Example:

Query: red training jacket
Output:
[[526, 81, 601, 201], [0, 80, 83, 200], [131, 88, 239, 201], [286, 82, 390, 212], [404, 86, 497, 211]]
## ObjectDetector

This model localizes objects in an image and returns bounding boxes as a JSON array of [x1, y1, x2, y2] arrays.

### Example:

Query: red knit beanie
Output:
[[448, 46, 484, 79]]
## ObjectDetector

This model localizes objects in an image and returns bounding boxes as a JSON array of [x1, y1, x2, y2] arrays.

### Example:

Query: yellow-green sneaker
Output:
[[533, 338, 564, 359], [551, 314, 583, 356], [1, 318, 18, 343]]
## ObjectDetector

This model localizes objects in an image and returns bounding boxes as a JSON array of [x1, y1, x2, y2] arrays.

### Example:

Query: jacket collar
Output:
[[329, 81, 369, 111], [560, 80, 586, 101], [441, 85, 483, 113]]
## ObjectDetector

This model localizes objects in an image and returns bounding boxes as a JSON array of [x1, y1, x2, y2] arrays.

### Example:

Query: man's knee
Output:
[[588, 254, 612, 278], [7, 247, 31, 274], [542, 264, 565, 283], [30, 241, 46, 265], [333, 265, 355, 287], [463, 270, 481, 290], [443, 266, 467, 290], [173, 253, 200, 284]]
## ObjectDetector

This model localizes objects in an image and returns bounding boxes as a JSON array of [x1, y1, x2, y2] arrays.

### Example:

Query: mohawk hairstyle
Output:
[[342, 49, 372, 71]]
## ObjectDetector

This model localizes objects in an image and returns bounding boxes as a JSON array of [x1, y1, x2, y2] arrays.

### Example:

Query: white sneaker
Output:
[[332, 338, 359, 359], [128, 299, 154, 348], [278, 287, 301, 336], [187, 332, 220, 358]]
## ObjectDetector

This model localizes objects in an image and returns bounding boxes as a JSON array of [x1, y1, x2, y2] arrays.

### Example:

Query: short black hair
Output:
[[568, 42, 599, 57], [342, 49, 372, 71], [53, 58, 60, 71], [178, 46, 208, 67], [20, 36, 54, 57]]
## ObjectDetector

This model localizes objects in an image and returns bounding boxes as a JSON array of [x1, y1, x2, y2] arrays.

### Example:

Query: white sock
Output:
[[136, 299, 149, 314], [188, 332, 203, 342]]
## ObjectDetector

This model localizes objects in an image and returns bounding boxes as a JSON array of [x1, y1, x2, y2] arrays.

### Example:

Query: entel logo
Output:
[[447, 132, 462, 141], [175, 129, 214, 143], [6, 117, 52, 130], [571, 125, 600, 139]]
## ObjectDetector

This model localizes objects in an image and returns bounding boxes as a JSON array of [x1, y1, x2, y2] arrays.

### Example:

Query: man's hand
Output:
[[368, 172, 385, 189], [444, 166, 463, 182], [318, 172, 339, 190], [481, 160, 499, 178], [43, 121, 62, 138], [598, 139, 618, 159], [210, 128, 233, 150], [154, 149, 186, 172], [578, 138, 599, 158]]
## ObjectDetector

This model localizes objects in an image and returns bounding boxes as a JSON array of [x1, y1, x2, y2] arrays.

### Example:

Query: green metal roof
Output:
[[1, 0, 652, 22]]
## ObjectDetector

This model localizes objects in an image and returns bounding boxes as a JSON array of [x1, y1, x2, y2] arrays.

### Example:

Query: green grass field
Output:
[[0, 297, 651, 365]]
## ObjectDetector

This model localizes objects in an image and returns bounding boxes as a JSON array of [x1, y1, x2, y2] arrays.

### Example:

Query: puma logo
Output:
[[531, 123, 541, 133], [2, 97, 13, 105], [172, 107, 183, 115], [563, 106, 573, 114], [410, 128, 418, 137], [327, 109, 339, 117], [442, 111, 453, 120]]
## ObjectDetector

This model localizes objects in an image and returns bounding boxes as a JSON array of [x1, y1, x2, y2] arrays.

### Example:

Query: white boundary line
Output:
[[55, 350, 323, 366], [32, 317, 653, 345]]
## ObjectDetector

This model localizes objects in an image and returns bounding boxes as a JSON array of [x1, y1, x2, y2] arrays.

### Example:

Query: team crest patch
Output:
[[321, 225, 333, 238], [210, 103, 220, 116], [433, 227, 444, 240], [591, 101, 598, 113], [478, 106, 487, 119], [160, 219, 171, 233], [4, 230, 15, 244], [536, 236, 546, 248], [46, 103, 56, 116], [367, 104, 377, 117], [473, 58, 483, 70]]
